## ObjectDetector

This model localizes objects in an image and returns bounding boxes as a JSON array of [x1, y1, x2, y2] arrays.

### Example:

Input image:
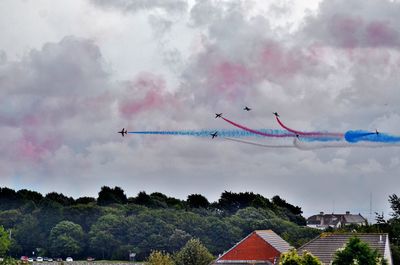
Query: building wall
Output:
[[219, 232, 280, 262]]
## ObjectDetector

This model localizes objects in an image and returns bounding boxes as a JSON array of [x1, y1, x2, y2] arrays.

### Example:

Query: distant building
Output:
[[212, 230, 292, 265], [298, 233, 392, 265], [306, 211, 366, 230]]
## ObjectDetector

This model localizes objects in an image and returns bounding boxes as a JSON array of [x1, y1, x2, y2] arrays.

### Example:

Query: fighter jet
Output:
[[118, 128, 128, 137], [210, 131, 218, 139], [243, 106, 251, 111], [215, 113, 222, 118], [273, 112, 280, 117]]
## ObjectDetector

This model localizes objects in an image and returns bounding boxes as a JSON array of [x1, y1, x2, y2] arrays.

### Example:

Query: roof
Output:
[[307, 213, 366, 226], [298, 233, 389, 264], [255, 230, 292, 253], [343, 214, 366, 223], [213, 230, 292, 264]]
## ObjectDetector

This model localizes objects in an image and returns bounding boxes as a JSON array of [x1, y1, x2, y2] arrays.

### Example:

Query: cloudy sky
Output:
[[1, 0, 400, 219]]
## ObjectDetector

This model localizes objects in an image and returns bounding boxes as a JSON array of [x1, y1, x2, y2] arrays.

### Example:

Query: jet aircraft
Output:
[[210, 131, 218, 139], [118, 128, 128, 137], [273, 112, 280, 117], [244, 106, 251, 111], [215, 113, 222, 118]]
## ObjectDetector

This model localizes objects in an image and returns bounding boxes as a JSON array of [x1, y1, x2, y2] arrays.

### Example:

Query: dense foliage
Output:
[[174, 239, 213, 265], [0, 186, 318, 261], [147, 250, 175, 265], [0, 226, 10, 256]]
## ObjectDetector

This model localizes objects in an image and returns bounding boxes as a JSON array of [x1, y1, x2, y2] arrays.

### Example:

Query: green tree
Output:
[[0, 257, 19, 265], [12, 215, 43, 255], [167, 229, 192, 253], [280, 249, 322, 265], [45, 192, 74, 206], [0, 226, 11, 256], [49, 221, 84, 257], [97, 186, 127, 206], [0, 210, 22, 229], [88, 214, 126, 259], [147, 250, 175, 265], [389, 194, 400, 219], [187, 194, 210, 209], [332, 237, 387, 265], [174, 239, 214, 265]]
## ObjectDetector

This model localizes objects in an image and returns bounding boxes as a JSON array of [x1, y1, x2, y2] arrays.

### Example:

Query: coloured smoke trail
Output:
[[125, 114, 400, 150]]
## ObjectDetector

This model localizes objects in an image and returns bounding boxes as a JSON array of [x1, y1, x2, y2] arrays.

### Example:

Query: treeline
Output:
[[0, 187, 319, 261]]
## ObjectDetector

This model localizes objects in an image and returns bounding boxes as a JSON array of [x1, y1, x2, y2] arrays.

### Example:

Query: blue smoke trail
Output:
[[345, 130, 400, 143], [128, 129, 400, 144], [129, 129, 290, 138]]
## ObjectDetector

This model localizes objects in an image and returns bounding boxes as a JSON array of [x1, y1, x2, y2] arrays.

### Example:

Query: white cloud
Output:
[[0, 0, 399, 218]]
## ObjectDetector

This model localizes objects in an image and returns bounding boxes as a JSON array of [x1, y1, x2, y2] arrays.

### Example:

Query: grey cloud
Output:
[[1, 0, 400, 218], [301, 0, 400, 48], [91, 0, 188, 14]]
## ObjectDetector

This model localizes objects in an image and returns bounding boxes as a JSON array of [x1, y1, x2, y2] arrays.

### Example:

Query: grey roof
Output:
[[307, 213, 366, 226], [298, 233, 389, 264], [255, 230, 292, 253], [343, 214, 366, 223]]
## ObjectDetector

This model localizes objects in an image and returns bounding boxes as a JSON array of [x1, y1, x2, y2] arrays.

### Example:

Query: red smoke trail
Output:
[[221, 117, 294, 138], [275, 116, 344, 138]]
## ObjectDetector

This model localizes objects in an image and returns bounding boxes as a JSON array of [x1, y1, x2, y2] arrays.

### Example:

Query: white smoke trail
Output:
[[224, 137, 295, 148], [293, 138, 400, 150], [224, 137, 400, 150]]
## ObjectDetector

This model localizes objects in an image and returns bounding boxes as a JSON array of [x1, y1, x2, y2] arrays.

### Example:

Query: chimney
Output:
[[346, 211, 350, 215], [320, 212, 324, 226]]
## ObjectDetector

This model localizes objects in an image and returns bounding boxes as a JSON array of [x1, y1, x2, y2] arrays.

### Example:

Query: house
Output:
[[306, 211, 366, 230], [298, 233, 392, 265], [212, 230, 292, 265]]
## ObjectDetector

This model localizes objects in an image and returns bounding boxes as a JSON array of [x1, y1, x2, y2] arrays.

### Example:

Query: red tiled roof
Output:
[[213, 230, 292, 264]]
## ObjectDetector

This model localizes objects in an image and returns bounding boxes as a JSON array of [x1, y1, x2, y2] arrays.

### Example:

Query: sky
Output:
[[1, 0, 400, 219]]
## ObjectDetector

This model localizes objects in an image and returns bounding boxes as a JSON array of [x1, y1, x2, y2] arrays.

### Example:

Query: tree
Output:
[[45, 192, 74, 206], [332, 237, 387, 265], [0, 226, 11, 256], [97, 186, 127, 206], [147, 250, 175, 265], [174, 239, 214, 265], [17, 189, 43, 204], [49, 221, 84, 257], [88, 214, 126, 259], [279, 249, 322, 265], [12, 215, 43, 255], [389, 194, 400, 219], [167, 229, 192, 253], [0, 210, 22, 229], [187, 194, 210, 209], [272, 196, 302, 215], [75, 197, 96, 205]]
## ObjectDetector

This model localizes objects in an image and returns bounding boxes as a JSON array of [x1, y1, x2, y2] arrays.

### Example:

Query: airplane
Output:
[[243, 106, 251, 111], [215, 113, 222, 118], [118, 128, 128, 137], [273, 112, 280, 117], [210, 131, 218, 139]]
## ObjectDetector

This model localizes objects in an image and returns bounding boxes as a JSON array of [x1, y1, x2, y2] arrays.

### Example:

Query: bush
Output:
[[147, 250, 174, 265]]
